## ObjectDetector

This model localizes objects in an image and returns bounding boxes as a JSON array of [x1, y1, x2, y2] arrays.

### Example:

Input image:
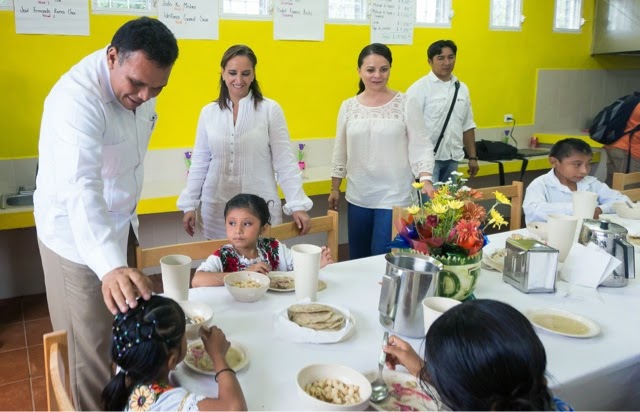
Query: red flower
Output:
[[461, 202, 486, 221], [454, 219, 484, 255]]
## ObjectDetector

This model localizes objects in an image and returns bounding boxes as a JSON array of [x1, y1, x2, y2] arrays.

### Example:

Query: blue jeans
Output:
[[432, 160, 460, 184], [347, 202, 392, 260]]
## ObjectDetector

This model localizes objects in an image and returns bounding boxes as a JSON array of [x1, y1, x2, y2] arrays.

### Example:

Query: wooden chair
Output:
[[136, 210, 339, 270], [43, 331, 75, 412], [391, 181, 524, 239], [622, 188, 640, 202], [612, 172, 640, 191]]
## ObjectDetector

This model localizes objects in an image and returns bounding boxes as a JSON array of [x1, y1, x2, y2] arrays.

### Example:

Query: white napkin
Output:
[[273, 299, 354, 344], [560, 242, 621, 288]]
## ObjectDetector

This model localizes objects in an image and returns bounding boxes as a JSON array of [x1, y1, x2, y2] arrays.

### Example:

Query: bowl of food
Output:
[[613, 201, 640, 220], [223, 271, 270, 303], [527, 222, 549, 240], [178, 301, 213, 340], [296, 364, 372, 411]]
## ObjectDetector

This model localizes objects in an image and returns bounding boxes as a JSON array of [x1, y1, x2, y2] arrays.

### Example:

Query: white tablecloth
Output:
[[171, 230, 640, 411]]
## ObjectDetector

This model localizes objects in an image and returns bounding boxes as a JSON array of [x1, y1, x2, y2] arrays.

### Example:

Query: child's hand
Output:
[[594, 207, 602, 219], [383, 335, 424, 376], [320, 246, 333, 268], [247, 262, 271, 274], [199, 325, 230, 366]]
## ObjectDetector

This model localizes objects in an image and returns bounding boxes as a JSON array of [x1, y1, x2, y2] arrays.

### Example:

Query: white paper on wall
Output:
[[14, 0, 89, 36], [274, 0, 324, 41], [370, 0, 416, 45], [158, 0, 219, 40]]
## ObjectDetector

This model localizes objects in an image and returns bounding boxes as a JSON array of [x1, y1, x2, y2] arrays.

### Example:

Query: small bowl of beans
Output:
[[223, 271, 270, 303], [296, 364, 372, 411]]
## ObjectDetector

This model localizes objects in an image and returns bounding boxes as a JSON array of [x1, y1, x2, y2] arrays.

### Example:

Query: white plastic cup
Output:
[[572, 191, 598, 220], [422, 297, 461, 335], [547, 214, 579, 262], [292, 244, 322, 301], [160, 254, 192, 301]]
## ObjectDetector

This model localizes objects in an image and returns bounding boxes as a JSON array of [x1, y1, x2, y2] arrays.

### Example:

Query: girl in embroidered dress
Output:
[[101, 295, 247, 411], [382, 299, 573, 411], [192, 193, 333, 287]]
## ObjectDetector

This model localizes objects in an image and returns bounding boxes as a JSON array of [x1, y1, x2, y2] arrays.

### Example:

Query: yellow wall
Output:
[[1, 0, 639, 159]]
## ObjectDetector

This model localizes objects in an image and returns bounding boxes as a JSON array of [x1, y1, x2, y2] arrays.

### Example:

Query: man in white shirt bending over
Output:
[[34, 17, 178, 410], [407, 39, 479, 183]]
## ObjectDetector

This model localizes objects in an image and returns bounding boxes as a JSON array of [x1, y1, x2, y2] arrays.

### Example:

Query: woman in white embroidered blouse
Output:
[[328, 43, 436, 259], [178, 45, 312, 240]]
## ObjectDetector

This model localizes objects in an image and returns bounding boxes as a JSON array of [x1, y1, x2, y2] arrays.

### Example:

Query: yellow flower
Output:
[[493, 191, 511, 205], [405, 205, 420, 215], [488, 209, 508, 229], [431, 203, 448, 215], [129, 385, 156, 412], [447, 200, 465, 210], [412, 182, 425, 189]]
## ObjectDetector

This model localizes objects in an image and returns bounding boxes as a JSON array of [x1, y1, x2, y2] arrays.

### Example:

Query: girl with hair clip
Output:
[[178, 44, 312, 241], [382, 299, 573, 411], [101, 295, 247, 411], [192, 193, 332, 287]]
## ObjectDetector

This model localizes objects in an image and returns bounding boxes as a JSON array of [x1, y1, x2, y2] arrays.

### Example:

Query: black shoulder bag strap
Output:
[[433, 80, 460, 155]]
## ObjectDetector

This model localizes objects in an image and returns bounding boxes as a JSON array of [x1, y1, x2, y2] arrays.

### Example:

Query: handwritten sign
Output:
[[371, 0, 416, 45], [14, 0, 89, 35], [274, 0, 324, 41], [158, 0, 218, 40]]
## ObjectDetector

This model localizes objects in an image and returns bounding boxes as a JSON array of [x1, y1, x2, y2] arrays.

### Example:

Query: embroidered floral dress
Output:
[[196, 237, 294, 273], [125, 381, 204, 412]]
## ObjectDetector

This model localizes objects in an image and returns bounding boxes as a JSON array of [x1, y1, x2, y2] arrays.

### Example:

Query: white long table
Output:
[[171, 231, 640, 411]]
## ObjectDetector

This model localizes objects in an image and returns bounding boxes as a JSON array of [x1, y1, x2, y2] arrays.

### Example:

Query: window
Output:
[[221, 0, 271, 18], [490, 0, 523, 30], [92, 0, 156, 15], [327, 0, 367, 22], [554, 0, 583, 31], [0, 0, 12, 10], [606, 0, 634, 32], [416, 0, 452, 27]]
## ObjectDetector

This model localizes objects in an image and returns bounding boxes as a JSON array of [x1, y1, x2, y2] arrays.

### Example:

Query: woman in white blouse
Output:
[[178, 45, 312, 239], [328, 43, 436, 259]]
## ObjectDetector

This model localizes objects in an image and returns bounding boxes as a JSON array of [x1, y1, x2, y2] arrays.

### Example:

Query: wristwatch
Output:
[[468, 157, 478, 161]]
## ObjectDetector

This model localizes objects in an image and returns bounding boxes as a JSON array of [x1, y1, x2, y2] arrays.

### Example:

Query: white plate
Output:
[[183, 341, 249, 375], [365, 370, 438, 411], [525, 308, 600, 338], [268, 272, 295, 292], [482, 248, 506, 272], [267, 272, 327, 292], [274, 302, 355, 344]]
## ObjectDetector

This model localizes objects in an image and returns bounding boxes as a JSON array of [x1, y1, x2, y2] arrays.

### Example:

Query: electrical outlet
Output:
[[504, 114, 514, 122]]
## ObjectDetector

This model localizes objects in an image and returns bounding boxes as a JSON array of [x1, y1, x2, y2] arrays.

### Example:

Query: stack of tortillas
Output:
[[287, 303, 345, 331]]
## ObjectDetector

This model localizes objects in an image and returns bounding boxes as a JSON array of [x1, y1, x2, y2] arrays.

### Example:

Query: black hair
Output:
[[549, 138, 593, 161], [216, 45, 264, 111], [101, 295, 186, 411], [420, 300, 554, 411], [427, 39, 457, 60], [356, 43, 392, 95], [110, 17, 178, 68], [224, 193, 272, 228]]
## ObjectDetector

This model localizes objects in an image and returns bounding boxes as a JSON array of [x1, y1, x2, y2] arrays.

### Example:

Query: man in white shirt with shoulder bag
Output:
[[407, 39, 479, 183], [34, 17, 178, 410]]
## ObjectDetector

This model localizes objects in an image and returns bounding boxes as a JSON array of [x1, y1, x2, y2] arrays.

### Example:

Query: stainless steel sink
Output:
[[1, 192, 34, 209]]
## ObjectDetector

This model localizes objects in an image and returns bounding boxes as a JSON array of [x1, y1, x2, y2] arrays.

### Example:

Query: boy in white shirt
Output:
[[523, 138, 629, 223]]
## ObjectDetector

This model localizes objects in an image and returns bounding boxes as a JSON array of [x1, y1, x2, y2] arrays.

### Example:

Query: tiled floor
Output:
[[0, 293, 51, 411]]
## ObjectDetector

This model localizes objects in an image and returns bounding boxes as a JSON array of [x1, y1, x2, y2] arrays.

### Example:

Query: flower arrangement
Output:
[[392, 172, 511, 263], [297, 143, 306, 162]]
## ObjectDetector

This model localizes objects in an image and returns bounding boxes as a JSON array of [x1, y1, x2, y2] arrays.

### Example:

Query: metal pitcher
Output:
[[378, 252, 443, 338], [578, 219, 635, 287]]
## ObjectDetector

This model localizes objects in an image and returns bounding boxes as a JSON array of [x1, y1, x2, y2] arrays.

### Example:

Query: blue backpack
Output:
[[589, 92, 640, 144]]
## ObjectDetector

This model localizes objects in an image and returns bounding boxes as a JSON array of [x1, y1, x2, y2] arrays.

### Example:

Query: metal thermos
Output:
[[378, 252, 443, 338], [578, 219, 635, 287]]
